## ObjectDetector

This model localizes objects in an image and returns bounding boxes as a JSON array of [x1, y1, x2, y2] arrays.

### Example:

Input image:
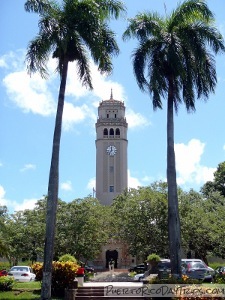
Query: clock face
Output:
[[106, 145, 117, 156]]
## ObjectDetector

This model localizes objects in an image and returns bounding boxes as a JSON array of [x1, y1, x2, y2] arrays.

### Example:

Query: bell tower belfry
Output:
[[95, 91, 128, 205]]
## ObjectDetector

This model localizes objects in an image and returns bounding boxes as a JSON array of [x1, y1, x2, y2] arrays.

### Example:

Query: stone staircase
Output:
[[65, 286, 146, 299], [64, 269, 147, 299]]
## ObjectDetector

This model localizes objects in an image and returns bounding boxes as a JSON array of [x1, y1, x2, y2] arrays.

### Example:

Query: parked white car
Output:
[[133, 273, 145, 281], [8, 266, 36, 282]]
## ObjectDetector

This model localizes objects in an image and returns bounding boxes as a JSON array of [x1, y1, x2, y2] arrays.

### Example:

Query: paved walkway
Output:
[[83, 269, 143, 287]]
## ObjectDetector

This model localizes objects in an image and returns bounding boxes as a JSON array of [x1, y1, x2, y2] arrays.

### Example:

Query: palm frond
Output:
[[192, 22, 225, 53], [26, 34, 53, 78], [95, 0, 127, 20], [132, 44, 150, 92], [169, 0, 214, 29], [123, 12, 164, 42], [195, 52, 217, 98], [24, 0, 51, 13], [26, 0, 125, 81], [70, 38, 93, 89], [90, 23, 119, 74]]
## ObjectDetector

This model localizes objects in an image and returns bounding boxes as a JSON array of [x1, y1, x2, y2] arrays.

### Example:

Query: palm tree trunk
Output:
[[41, 58, 69, 300], [167, 84, 182, 276]]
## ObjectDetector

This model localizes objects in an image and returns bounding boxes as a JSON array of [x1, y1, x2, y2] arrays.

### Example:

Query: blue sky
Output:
[[1, 0, 225, 213]]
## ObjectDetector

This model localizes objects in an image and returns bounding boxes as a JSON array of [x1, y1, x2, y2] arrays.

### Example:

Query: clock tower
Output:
[[95, 91, 128, 205]]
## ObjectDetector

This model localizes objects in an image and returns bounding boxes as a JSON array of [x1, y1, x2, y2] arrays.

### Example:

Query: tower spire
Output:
[[110, 89, 113, 100]]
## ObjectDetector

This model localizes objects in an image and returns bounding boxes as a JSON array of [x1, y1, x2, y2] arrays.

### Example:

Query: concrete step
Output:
[[75, 296, 145, 300], [74, 286, 145, 300], [76, 286, 105, 297]]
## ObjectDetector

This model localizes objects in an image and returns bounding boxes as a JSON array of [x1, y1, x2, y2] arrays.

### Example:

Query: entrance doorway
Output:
[[105, 249, 118, 268]]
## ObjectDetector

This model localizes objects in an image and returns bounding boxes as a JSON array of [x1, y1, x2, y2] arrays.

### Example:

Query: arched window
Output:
[[109, 128, 114, 136], [103, 128, 108, 137], [116, 128, 120, 136]]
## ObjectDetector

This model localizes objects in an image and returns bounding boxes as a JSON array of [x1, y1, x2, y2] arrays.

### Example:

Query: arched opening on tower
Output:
[[109, 128, 114, 137], [103, 128, 108, 137]]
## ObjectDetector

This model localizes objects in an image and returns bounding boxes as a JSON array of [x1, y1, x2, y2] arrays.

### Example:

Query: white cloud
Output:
[[65, 62, 92, 99], [20, 164, 36, 172], [60, 181, 73, 191], [14, 198, 38, 212], [128, 170, 143, 189], [86, 177, 96, 197], [126, 109, 150, 129], [1, 51, 149, 132], [0, 186, 37, 213], [142, 175, 155, 183], [66, 61, 126, 102], [3, 71, 56, 116], [0, 51, 24, 70], [87, 177, 95, 189], [0, 185, 7, 206], [63, 102, 96, 131], [0, 58, 7, 68], [175, 139, 215, 187]]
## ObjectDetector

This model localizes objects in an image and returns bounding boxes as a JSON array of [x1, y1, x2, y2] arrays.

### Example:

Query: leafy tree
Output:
[[2, 197, 111, 267], [201, 180, 217, 197], [112, 183, 169, 260], [123, 0, 225, 275], [22, 199, 47, 262], [179, 190, 212, 263], [3, 200, 46, 266], [4, 211, 30, 266], [179, 188, 225, 263], [213, 162, 225, 196], [201, 161, 225, 198], [209, 195, 225, 258], [55, 197, 110, 262], [25, 0, 126, 298]]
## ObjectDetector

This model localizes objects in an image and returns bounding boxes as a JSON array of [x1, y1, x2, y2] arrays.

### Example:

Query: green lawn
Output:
[[0, 281, 63, 300], [13, 281, 41, 289], [0, 290, 41, 299]]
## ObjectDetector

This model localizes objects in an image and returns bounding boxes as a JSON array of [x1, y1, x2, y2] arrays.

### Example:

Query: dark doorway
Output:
[[105, 249, 118, 268]]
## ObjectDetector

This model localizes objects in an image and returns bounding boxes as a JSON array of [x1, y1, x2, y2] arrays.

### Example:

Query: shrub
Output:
[[0, 276, 14, 291], [128, 271, 137, 277], [147, 253, 161, 263], [58, 254, 77, 263], [32, 262, 43, 281], [148, 274, 200, 284], [84, 271, 93, 281], [52, 261, 79, 296], [32, 261, 80, 297], [214, 274, 225, 284], [0, 262, 10, 270]]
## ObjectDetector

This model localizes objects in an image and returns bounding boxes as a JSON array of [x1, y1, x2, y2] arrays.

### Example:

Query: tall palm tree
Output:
[[123, 0, 224, 275], [25, 0, 126, 298]]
